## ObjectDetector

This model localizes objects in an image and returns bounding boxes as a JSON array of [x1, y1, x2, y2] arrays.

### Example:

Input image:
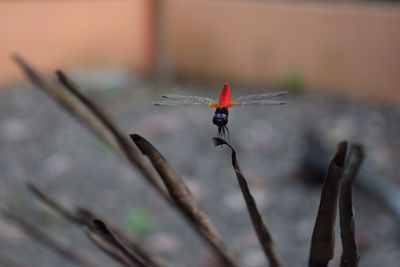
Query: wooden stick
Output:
[[77, 208, 166, 267], [85, 227, 136, 267], [87, 218, 147, 267], [339, 144, 364, 267], [213, 137, 284, 267], [27, 181, 165, 267], [26, 181, 81, 224], [131, 134, 240, 267], [0, 206, 98, 267], [13, 55, 167, 199], [309, 141, 347, 267]]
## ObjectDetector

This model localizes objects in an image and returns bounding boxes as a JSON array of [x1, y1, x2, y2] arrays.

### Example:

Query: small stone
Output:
[[243, 249, 265, 267], [43, 153, 72, 177], [0, 220, 26, 244], [147, 232, 181, 253], [223, 192, 246, 212], [1, 118, 28, 141]]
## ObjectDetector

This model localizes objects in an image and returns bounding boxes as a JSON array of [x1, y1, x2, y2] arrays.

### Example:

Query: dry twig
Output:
[[339, 144, 364, 267], [13, 55, 166, 198], [309, 141, 347, 267], [87, 218, 147, 267], [27, 181, 165, 267], [26, 181, 81, 224], [0, 206, 98, 267], [78, 208, 165, 267], [213, 137, 284, 267], [131, 134, 239, 267]]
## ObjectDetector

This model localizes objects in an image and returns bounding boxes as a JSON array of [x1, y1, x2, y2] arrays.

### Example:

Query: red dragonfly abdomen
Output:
[[218, 82, 231, 107]]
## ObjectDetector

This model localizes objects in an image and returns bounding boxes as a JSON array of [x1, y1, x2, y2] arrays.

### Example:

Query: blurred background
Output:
[[0, 0, 399, 267]]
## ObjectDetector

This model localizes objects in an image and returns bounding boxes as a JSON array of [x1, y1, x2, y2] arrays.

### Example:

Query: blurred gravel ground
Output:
[[0, 73, 399, 267]]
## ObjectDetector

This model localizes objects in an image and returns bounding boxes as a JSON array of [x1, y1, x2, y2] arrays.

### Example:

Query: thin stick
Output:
[[27, 181, 165, 267], [213, 137, 284, 267], [83, 227, 135, 267], [26, 181, 81, 224], [55, 70, 165, 191], [130, 134, 240, 267], [339, 144, 364, 267], [309, 141, 347, 267], [77, 208, 166, 267], [88, 218, 147, 267], [12, 55, 167, 199], [0, 206, 98, 267]]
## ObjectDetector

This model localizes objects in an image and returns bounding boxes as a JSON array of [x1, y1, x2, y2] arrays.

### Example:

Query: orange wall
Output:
[[0, 0, 151, 83], [1, 0, 399, 103], [164, 0, 400, 103]]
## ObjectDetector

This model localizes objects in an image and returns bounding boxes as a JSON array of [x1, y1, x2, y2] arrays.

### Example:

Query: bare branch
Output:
[[83, 226, 135, 267], [13, 55, 167, 199], [130, 134, 240, 267], [86, 218, 147, 267], [77, 208, 166, 267], [309, 141, 348, 267], [26, 181, 82, 224], [27, 181, 166, 267], [339, 144, 364, 267], [213, 137, 284, 267], [0, 206, 98, 267]]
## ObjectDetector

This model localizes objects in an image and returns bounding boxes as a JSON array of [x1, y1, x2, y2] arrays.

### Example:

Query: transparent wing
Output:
[[153, 94, 217, 107], [233, 100, 287, 106], [232, 91, 288, 106], [235, 91, 288, 101]]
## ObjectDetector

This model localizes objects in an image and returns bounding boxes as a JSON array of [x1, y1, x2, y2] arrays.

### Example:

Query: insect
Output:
[[153, 82, 287, 139]]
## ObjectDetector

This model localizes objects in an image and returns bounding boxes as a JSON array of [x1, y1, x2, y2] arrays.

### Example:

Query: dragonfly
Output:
[[153, 82, 287, 139]]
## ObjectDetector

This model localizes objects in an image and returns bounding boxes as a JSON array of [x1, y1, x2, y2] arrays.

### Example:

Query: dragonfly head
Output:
[[213, 107, 229, 127], [213, 107, 230, 140]]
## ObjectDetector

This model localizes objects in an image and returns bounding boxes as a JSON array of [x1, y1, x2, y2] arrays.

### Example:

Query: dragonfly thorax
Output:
[[213, 107, 229, 127]]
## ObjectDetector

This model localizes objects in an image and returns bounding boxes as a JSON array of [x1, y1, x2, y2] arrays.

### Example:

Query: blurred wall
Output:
[[0, 0, 152, 83], [164, 0, 400, 103], [1, 0, 399, 103]]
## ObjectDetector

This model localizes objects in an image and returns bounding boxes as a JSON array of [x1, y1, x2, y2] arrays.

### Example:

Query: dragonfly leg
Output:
[[224, 126, 230, 141]]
